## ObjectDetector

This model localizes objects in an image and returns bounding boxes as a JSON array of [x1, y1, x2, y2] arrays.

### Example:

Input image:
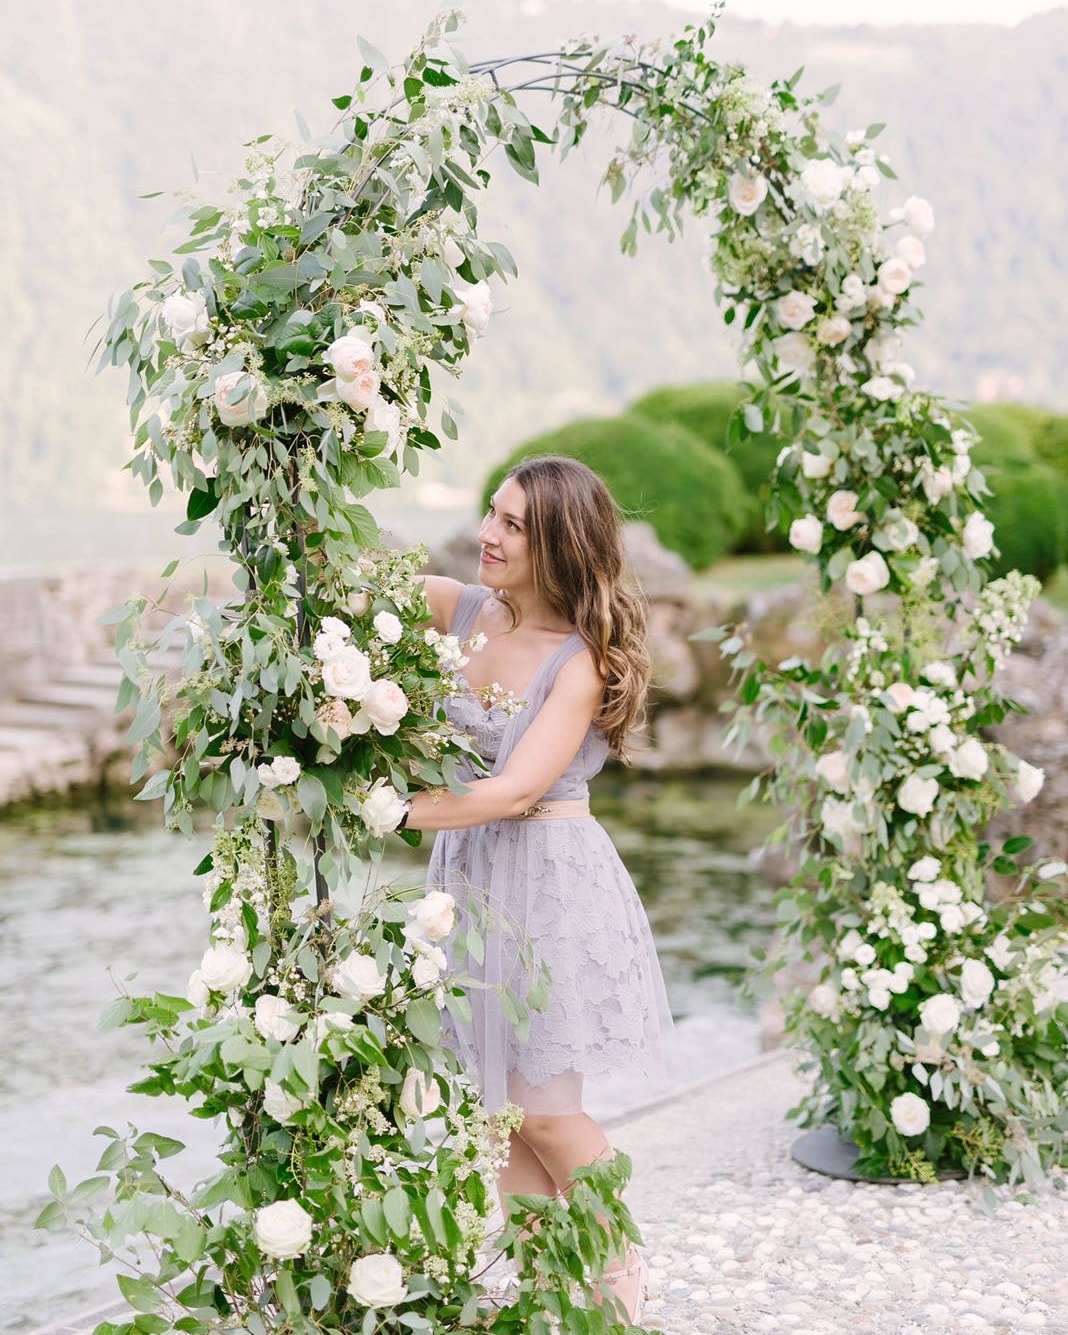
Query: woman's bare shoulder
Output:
[[421, 575, 466, 632]]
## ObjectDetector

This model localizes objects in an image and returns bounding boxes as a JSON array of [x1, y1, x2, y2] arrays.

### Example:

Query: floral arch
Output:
[[42, 9, 1067, 1334]]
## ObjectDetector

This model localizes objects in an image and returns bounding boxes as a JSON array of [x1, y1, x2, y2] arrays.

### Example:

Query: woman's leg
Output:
[[498, 1128, 558, 1198]]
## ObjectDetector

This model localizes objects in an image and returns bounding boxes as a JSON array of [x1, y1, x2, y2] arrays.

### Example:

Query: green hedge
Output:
[[966, 404, 1068, 583], [629, 382, 788, 552], [482, 412, 752, 570]]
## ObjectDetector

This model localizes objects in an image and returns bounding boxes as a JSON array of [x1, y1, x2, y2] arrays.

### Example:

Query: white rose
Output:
[[814, 750, 850, 793], [407, 890, 457, 942], [199, 943, 252, 993], [835, 273, 867, 314], [877, 257, 912, 297], [186, 969, 210, 1010], [347, 1253, 408, 1308], [874, 511, 918, 552], [322, 645, 372, 701], [314, 617, 352, 661], [939, 904, 966, 934], [1038, 860, 1068, 880], [263, 1079, 305, 1123], [336, 368, 382, 411], [398, 1068, 442, 1119], [948, 738, 988, 782], [454, 280, 493, 336], [800, 158, 848, 209], [771, 332, 816, 375], [257, 789, 286, 822], [898, 774, 938, 818], [808, 984, 839, 1018], [845, 551, 891, 597], [817, 314, 851, 347], [896, 194, 936, 238], [800, 450, 833, 478], [883, 682, 915, 714], [373, 611, 404, 645], [775, 290, 818, 331], [362, 780, 408, 837], [442, 235, 465, 268], [928, 724, 956, 755], [821, 796, 863, 844], [254, 994, 301, 1042], [727, 172, 768, 216], [868, 987, 892, 1011], [959, 959, 995, 1009], [1014, 759, 1045, 804], [985, 935, 1015, 971], [214, 371, 268, 427], [837, 929, 863, 961], [413, 953, 444, 989], [920, 462, 954, 504], [789, 514, 823, 554], [865, 333, 903, 369], [895, 235, 927, 270], [907, 855, 941, 883], [827, 490, 863, 531], [353, 679, 409, 736], [962, 512, 995, 560], [326, 334, 376, 381], [161, 290, 210, 349], [862, 375, 903, 403], [365, 395, 406, 457], [853, 942, 877, 967], [272, 756, 301, 786], [315, 1012, 355, 1045], [347, 589, 372, 617], [789, 222, 824, 265], [890, 1092, 931, 1137], [921, 661, 958, 690], [254, 1199, 313, 1261], [333, 952, 387, 1002]]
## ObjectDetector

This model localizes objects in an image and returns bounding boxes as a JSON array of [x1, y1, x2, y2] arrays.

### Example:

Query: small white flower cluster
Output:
[[962, 571, 1041, 668]]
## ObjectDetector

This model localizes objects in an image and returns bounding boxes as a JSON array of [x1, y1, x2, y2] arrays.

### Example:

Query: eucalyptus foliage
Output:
[[39, 8, 1068, 1335]]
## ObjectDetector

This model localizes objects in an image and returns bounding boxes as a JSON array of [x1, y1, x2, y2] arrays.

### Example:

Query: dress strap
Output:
[[448, 584, 493, 640]]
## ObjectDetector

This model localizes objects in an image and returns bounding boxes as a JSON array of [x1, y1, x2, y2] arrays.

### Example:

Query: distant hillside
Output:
[[3, 0, 1066, 510]]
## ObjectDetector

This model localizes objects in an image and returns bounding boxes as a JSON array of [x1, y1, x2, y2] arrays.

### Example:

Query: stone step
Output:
[[53, 663, 124, 689], [0, 725, 71, 753], [0, 702, 112, 729], [15, 683, 122, 712]]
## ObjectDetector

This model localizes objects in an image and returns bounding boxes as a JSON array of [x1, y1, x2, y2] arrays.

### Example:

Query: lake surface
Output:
[[0, 773, 781, 1331]]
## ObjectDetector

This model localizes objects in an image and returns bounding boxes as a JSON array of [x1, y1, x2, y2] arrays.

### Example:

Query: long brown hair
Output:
[[503, 455, 650, 757]]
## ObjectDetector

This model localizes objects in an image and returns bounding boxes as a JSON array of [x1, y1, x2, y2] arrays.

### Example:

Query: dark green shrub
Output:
[[629, 382, 788, 552], [482, 413, 752, 570], [966, 404, 1068, 583]]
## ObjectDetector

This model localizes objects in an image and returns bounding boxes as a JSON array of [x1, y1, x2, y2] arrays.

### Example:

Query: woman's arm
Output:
[[421, 575, 465, 633], [404, 649, 603, 831]]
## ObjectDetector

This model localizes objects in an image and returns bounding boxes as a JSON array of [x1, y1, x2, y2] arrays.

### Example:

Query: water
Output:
[[0, 774, 780, 1330]]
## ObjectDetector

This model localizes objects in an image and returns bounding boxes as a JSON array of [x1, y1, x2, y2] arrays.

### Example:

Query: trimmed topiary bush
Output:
[[629, 382, 788, 552], [482, 412, 752, 570], [966, 403, 1068, 583]]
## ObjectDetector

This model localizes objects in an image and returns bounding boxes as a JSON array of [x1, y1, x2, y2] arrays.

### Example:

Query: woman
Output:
[[403, 455, 672, 1323]]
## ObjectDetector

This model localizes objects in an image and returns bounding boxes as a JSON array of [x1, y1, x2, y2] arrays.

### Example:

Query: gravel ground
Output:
[[611, 1053, 1068, 1335]]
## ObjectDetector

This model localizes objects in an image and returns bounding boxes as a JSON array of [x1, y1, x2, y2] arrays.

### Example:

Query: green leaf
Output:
[[186, 478, 220, 521], [297, 773, 328, 830], [404, 997, 442, 1047], [48, 1165, 67, 1198], [1002, 836, 1034, 855], [383, 1186, 411, 1239]]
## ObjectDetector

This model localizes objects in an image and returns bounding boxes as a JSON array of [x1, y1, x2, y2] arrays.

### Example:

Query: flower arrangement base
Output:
[[791, 1127, 965, 1184]]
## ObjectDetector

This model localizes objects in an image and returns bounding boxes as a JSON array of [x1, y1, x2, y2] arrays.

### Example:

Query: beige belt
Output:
[[509, 799, 592, 821]]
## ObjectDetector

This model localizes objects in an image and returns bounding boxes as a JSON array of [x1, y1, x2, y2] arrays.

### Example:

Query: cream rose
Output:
[[808, 983, 839, 1018], [257, 756, 301, 789], [313, 616, 352, 662], [1014, 759, 1045, 804], [896, 194, 936, 238], [407, 890, 457, 942], [347, 1253, 408, 1308], [325, 334, 376, 381], [254, 1199, 313, 1261], [362, 780, 408, 837], [897, 774, 938, 817], [895, 235, 927, 270], [814, 750, 849, 793], [948, 738, 988, 782], [800, 158, 847, 209], [333, 952, 387, 1002], [835, 273, 867, 314], [845, 551, 890, 597], [352, 679, 409, 736], [199, 943, 252, 993], [398, 1068, 442, 1119], [821, 796, 863, 845], [727, 172, 768, 216], [884, 682, 916, 714], [775, 290, 818, 331], [346, 589, 372, 617], [962, 512, 995, 560], [960, 959, 995, 1009], [789, 514, 823, 554], [771, 332, 816, 376], [214, 371, 268, 427], [876, 257, 912, 297], [161, 290, 210, 349], [336, 368, 382, 411], [254, 994, 301, 1042], [412, 952, 445, 989], [919, 993, 961, 1036], [186, 969, 210, 1010], [365, 395, 406, 456], [322, 645, 372, 701], [907, 855, 941, 883], [816, 314, 851, 347], [373, 611, 403, 645], [800, 450, 833, 479], [454, 280, 493, 335], [890, 1092, 931, 1137], [827, 490, 863, 531], [316, 698, 355, 741]]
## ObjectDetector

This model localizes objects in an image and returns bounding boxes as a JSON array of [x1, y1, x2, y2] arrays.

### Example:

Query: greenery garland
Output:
[[37, 8, 1067, 1335]]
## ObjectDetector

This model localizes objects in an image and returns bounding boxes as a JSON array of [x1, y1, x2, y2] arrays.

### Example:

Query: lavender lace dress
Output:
[[427, 585, 673, 1116]]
